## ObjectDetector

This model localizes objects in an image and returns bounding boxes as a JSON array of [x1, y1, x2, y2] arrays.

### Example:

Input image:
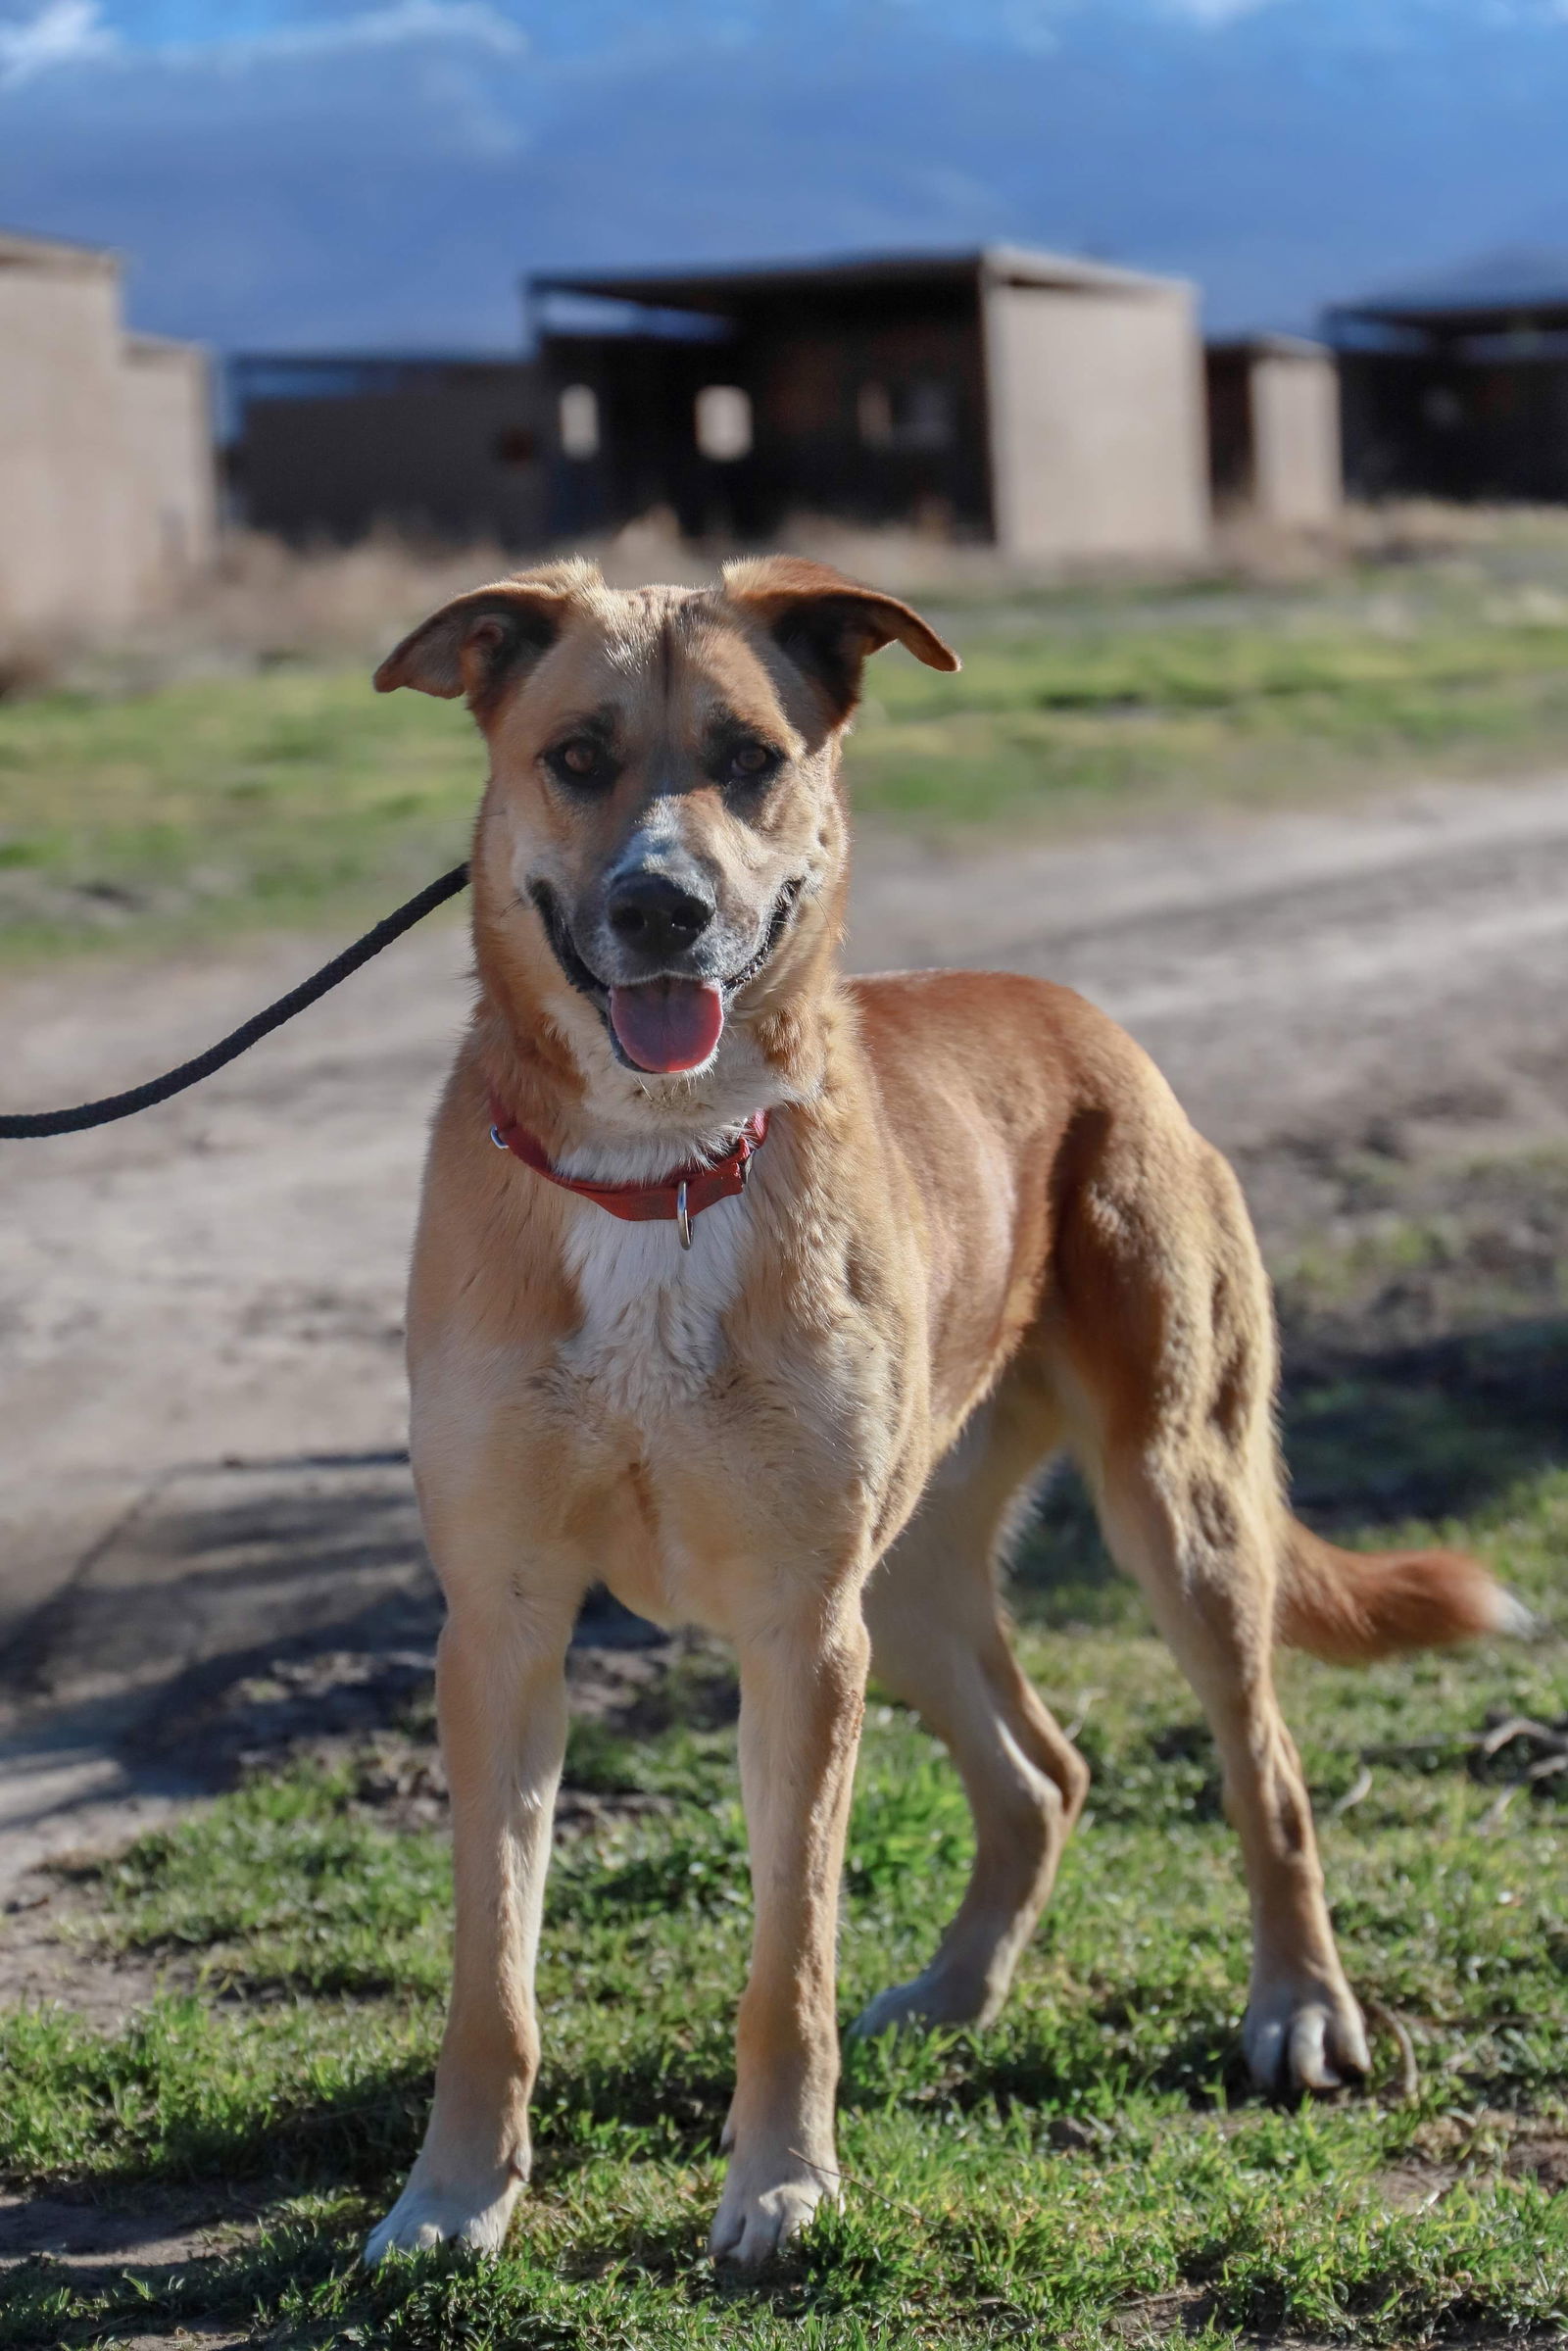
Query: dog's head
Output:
[[375, 556, 956, 1100]]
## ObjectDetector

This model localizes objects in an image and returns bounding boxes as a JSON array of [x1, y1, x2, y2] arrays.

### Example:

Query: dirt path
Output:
[[4, 769, 1568, 1883]]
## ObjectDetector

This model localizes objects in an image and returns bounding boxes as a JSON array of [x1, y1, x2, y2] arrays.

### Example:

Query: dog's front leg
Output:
[[710, 1587, 870, 2271], [366, 1589, 573, 2263]]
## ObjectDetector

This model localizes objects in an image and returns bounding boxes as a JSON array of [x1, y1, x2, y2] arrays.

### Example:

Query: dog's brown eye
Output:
[[549, 737, 609, 786], [727, 742, 775, 782]]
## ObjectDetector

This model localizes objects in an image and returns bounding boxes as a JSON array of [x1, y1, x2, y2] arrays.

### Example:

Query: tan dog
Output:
[[365, 557, 1519, 2271]]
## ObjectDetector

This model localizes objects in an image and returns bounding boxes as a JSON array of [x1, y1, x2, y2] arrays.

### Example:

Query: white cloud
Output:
[[1157, 0, 1282, 23], [177, 1, 527, 72], [0, 0, 119, 88], [0, 0, 525, 88]]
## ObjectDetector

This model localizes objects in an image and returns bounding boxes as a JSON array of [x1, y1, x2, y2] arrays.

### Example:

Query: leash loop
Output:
[[0, 862, 469, 1139]]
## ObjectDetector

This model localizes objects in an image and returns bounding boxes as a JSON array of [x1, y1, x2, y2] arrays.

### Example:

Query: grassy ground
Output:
[[3, 1148, 1566, 2348], [6, 545, 1568, 963], [4, 535, 1566, 2340]]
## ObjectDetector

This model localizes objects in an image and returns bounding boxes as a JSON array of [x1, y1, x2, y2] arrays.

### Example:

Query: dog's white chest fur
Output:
[[561, 1195, 748, 1416]]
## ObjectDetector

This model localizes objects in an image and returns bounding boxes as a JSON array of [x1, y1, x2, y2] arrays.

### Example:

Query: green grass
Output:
[[849, 593, 1568, 824], [5, 566, 1568, 2338], [3, 1152, 1568, 2351], [3, 1456, 1565, 2346], [7, 556, 1568, 962], [0, 666, 482, 962]]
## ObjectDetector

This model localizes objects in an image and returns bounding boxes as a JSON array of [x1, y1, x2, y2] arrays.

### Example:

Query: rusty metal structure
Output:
[[1326, 252, 1568, 503]]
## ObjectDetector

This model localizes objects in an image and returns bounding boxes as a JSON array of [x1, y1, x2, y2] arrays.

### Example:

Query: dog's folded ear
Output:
[[373, 563, 597, 705], [722, 556, 959, 721]]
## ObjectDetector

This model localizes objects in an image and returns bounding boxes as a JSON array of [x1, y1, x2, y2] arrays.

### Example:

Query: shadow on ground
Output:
[[6, 1136, 1566, 1842], [0, 1451, 667, 1873], [1284, 1314, 1568, 1532], [1015, 1309, 1568, 1626], [8, 1314, 1566, 1794]]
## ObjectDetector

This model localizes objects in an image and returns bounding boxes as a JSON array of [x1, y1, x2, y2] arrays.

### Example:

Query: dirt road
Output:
[[5, 770, 1568, 1879]]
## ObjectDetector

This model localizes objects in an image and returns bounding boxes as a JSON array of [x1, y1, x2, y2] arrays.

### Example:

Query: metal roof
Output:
[[230, 350, 528, 372], [1330, 247, 1568, 334], [529, 243, 1180, 315], [228, 352, 534, 405]]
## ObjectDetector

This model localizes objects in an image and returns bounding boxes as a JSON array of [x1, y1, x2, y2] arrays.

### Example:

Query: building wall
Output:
[[541, 293, 990, 543], [0, 234, 214, 636], [1341, 349, 1568, 503], [1250, 349, 1341, 528], [122, 336, 218, 595], [238, 369, 546, 547], [983, 278, 1209, 563], [0, 247, 137, 631], [1205, 347, 1254, 506], [751, 298, 991, 535]]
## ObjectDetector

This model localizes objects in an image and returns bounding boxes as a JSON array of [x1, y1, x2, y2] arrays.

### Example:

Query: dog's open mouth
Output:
[[528, 877, 805, 1075]]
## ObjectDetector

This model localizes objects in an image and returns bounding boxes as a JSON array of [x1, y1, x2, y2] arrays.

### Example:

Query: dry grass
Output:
[[10, 501, 1568, 698], [8, 514, 1568, 962]]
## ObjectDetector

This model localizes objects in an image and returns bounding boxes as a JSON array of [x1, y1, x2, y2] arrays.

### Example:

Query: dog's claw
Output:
[[364, 2172, 520, 2266], [850, 1966, 998, 2039], [1245, 1975, 1370, 2097], [850, 1982, 939, 2039], [708, 2158, 832, 2271]]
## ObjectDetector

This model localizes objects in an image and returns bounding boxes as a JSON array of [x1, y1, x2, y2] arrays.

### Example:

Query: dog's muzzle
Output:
[[527, 874, 806, 1031]]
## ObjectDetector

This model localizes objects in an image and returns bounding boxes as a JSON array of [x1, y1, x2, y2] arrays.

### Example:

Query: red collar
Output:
[[488, 1098, 768, 1247]]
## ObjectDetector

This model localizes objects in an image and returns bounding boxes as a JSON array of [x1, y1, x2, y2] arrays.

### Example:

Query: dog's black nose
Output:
[[605, 871, 714, 959]]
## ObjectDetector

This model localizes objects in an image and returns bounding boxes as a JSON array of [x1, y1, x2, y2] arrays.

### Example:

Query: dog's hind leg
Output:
[[852, 1375, 1089, 2038], [1052, 1117, 1370, 2097]]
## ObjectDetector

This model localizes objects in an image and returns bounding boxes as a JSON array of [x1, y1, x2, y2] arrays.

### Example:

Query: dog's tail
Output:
[[1277, 1517, 1533, 1664]]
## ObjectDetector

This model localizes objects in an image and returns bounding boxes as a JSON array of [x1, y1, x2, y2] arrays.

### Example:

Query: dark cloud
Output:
[[1, 0, 1567, 349]]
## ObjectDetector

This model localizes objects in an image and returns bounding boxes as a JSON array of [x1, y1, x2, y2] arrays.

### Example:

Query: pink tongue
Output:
[[609, 979, 725, 1073]]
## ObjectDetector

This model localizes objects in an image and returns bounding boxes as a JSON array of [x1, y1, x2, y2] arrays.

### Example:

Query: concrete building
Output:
[[530, 247, 1211, 563], [230, 355, 546, 547], [1204, 336, 1342, 530], [0, 227, 215, 635], [1326, 251, 1568, 503]]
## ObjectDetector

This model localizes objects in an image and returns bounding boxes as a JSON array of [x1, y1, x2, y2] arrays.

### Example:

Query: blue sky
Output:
[[3, 0, 1568, 352]]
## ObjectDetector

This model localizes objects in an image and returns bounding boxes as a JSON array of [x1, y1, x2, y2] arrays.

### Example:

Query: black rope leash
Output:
[[0, 862, 469, 1139]]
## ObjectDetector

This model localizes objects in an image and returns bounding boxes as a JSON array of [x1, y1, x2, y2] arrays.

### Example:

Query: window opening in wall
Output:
[[899, 380, 954, 449], [559, 384, 600, 459], [857, 377, 954, 452], [694, 384, 752, 462], [857, 382, 893, 448]]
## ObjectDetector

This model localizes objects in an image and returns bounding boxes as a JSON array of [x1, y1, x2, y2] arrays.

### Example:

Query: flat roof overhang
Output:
[[1331, 299, 1568, 341], [1327, 252, 1568, 348], [529, 244, 1183, 318]]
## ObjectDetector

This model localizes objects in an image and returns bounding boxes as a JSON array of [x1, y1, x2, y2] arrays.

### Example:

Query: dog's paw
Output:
[[364, 2170, 520, 2266], [1245, 1973, 1370, 2096], [708, 2154, 833, 2272]]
